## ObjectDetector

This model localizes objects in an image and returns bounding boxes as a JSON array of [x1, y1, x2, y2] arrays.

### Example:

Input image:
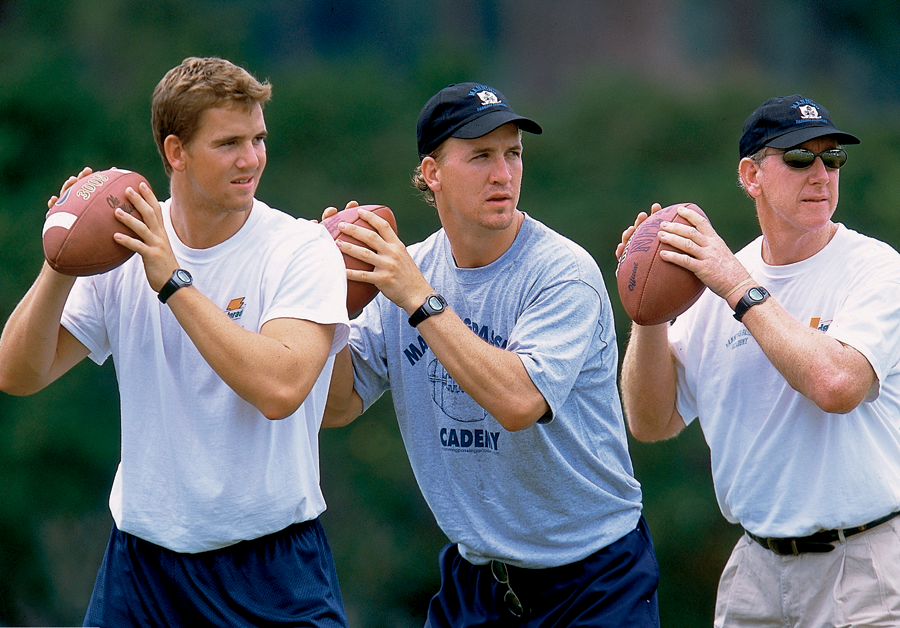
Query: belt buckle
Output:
[[765, 538, 798, 555]]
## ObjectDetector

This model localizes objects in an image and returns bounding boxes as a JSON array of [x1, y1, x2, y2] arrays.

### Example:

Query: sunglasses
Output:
[[768, 148, 848, 170], [490, 560, 529, 618]]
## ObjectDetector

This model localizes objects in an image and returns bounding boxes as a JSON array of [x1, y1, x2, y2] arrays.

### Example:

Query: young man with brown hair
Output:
[[0, 57, 350, 626]]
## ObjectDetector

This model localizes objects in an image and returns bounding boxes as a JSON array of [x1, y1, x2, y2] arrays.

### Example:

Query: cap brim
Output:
[[767, 126, 860, 149], [452, 110, 543, 140]]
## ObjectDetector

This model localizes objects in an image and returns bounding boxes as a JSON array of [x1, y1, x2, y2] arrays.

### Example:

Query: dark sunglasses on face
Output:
[[769, 148, 848, 170]]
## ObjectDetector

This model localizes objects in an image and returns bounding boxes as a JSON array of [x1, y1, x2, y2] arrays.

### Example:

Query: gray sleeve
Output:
[[508, 279, 605, 422]]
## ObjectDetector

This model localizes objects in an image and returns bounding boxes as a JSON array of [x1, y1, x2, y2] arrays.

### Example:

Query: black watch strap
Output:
[[158, 269, 193, 304], [408, 294, 447, 327], [733, 286, 770, 322]]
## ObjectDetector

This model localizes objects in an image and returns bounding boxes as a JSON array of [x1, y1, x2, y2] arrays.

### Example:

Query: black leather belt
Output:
[[744, 510, 900, 556]]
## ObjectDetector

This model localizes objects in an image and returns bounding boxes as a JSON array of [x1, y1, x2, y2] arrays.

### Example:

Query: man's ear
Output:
[[164, 135, 187, 173], [421, 156, 441, 193], [739, 157, 762, 198]]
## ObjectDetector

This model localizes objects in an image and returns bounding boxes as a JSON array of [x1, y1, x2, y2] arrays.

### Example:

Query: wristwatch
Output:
[[408, 294, 447, 327], [733, 286, 770, 322], [158, 269, 193, 304]]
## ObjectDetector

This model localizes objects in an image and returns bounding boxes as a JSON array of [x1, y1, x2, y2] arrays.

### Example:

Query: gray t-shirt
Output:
[[350, 214, 643, 568]]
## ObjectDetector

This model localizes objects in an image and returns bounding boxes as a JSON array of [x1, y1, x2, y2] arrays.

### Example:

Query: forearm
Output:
[[739, 297, 875, 413], [0, 263, 85, 394], [416, 307, 549, 431], [322, 346, 364, 427], [621, 322, 684, 441], [165, 286, 334, 420], [332, 212, 547, 430]]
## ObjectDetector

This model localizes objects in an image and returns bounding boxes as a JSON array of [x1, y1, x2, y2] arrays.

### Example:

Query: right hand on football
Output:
[[114, 182, 180, 293], [653, 205, 753, 302]]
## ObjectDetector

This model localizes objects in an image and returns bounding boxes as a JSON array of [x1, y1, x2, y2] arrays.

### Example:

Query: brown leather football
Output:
[[43, 168, 148, 276], [616, 203, 707, 326], [322, 205, 398, 318]]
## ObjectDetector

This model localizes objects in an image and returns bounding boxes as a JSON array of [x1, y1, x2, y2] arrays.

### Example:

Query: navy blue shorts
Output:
[[83, 518, 347, 628], [425, 516, 660, 627]]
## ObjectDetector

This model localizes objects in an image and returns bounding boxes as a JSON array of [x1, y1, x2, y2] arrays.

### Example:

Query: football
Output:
[[322, 205, 398, 318], [616, 203, 707, 326], [43, 168, 149, 276]]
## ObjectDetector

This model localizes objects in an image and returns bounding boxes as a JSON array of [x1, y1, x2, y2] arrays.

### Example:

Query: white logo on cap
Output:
[[798, 104, 821, 120], [476, 90, 501, 106]]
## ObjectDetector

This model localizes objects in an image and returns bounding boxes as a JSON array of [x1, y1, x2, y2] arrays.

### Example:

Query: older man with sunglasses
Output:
[[618, 94, 900, 627]]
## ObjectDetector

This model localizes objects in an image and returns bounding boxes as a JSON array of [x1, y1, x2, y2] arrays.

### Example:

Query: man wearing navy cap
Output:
[[620, 94, 900, 626], [324, 83, 660, 626]]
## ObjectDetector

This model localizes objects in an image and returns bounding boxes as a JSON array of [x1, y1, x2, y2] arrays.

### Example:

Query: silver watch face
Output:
[[426, 295, 444, 311], [748, 287, 765, 302], [175, 269, 192, 285]]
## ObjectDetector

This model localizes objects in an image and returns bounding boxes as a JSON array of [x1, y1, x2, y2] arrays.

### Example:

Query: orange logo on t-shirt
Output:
[[809, 317, 831, 332], [226, 297, 246, 320]]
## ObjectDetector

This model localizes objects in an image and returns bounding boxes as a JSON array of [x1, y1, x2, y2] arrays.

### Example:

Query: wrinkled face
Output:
[[752, 136, 841, 236], [178, 103, 268, 214], [430, 122, 523, 234]]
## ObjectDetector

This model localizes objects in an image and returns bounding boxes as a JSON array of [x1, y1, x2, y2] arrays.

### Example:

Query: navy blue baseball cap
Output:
[[739, 95, 860, 158], [416, 82, 543, 158]]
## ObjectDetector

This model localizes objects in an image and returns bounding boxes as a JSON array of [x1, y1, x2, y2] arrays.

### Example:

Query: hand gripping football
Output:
[[43, 168, 149, 276], [616, 203, 707, 326], [322, 205, 398, 318]]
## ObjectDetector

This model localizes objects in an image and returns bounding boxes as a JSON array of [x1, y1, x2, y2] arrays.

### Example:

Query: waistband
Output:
[[744, 509, 900, 556]]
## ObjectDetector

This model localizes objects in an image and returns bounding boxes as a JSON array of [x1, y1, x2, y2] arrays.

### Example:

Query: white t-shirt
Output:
[[61, 199, 349, 553], [670, 224, 900, 537]]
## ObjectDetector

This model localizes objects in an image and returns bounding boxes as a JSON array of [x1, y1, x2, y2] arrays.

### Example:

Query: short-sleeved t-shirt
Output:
[[670, 224, 900, 537], [62, 199, 349, 553], [350, 214, 643, 568]]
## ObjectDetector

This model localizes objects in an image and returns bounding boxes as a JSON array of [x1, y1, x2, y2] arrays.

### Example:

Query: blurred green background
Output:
[[2, 0, 900, 626]]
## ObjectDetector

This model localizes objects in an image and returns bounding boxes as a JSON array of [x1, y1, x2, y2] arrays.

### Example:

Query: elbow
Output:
[[262, 408, 294, 421], [257, 387, 308, 421], [261, 403, 298, 421], [811, 389, 865, 415], [627, 421, 660, 443], [494, 400, 550, 432], [0, 384, 34, 397], [321, 381, 362, 429], [807, 374, 870, 415], [624, 405, 683, 443], [0, 371, 42, 397], [0, 374, 17, 396], [321, 404, 356, 428], [627, 418, 670, 443], [498, 416, 534, 432]]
